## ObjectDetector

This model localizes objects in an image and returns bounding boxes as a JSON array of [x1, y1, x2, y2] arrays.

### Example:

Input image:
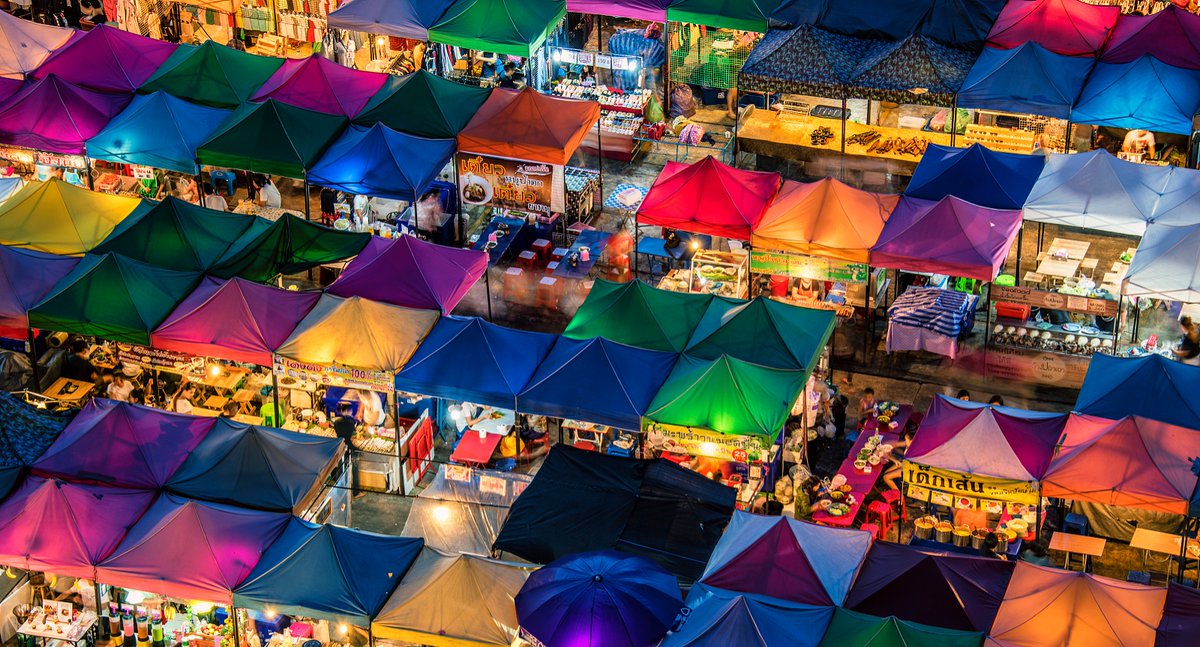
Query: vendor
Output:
[[400, 189, 442, 234], [474, 51, 500, 78], [174, 176, 198, 204], [1172, 316, 1200, 366], [252, 175, 282, 208], [792, 277, 823, 302], [1122, 129, 1156, 158], [61, 339, 97, 383]]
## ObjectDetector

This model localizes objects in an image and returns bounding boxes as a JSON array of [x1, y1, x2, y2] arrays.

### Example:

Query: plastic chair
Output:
[[881, 488, 906, 525], [503, 267, 528, 303], [545, 261, 560, 276], [995, 274, 1016, 287], [865, 500, 894, 540], [531, 238, 553, 261], [860, 523, 881, 540], [954, 277, 978, 294], [536, 277, 561, 310], [1063, 513, 1089, 536], [517, 250, 538, 270]]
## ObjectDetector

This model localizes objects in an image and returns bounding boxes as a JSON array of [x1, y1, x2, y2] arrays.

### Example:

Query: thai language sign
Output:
[[991, 284, 1118, 318], [646, 421, 770, 462], [115, 344, 205, 374], [902, 461, 1040, 505], [272, 355, 394, 393], [750, 250, 870, 284], [457, 153, 564, 215]]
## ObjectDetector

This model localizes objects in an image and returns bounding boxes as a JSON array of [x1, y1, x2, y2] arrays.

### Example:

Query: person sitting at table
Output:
[[252, 175, 282, 208], [499, 428, 525, 459], [857, 387, 877, 430], [202, 182, 228, 212], [520, 414, 549, 443], [979, 532, 1008, 560], [462, 402, 495, 429], [220, 401, 240, 417], [106, 371, 134, 402], [61, 339, 97, 383], [881, 426, 914, 491], [172, 381, 197, 414], [127, 389, 145, 406]]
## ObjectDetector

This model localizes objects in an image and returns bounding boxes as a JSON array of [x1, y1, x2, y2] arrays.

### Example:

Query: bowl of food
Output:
[[460, 173, 493, 205], [853, 459, 867, 470]]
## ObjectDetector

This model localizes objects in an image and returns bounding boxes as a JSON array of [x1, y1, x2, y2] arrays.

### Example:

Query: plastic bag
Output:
[[669, 83, 696, 119], [644, 96, 664, 124]]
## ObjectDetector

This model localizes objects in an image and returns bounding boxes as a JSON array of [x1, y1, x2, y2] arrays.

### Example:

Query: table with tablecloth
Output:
[[471, 215, 526, 265], [886, 288, 977, 359], [451, 431, 503, 467], [554, 229, 613, 279], [811, 405, 911, 527]]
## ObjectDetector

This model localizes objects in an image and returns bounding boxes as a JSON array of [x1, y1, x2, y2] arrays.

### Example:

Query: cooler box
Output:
[[994, 302, 1031, 320]]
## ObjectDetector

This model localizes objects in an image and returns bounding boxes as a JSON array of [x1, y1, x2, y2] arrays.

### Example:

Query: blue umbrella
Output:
[[516, 550, 683, 647]]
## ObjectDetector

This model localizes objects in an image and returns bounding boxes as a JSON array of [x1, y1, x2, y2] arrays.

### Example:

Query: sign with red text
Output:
[[457, 153, 564, 215]]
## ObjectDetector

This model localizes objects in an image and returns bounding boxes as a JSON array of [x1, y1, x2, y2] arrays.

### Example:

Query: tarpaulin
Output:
[[662, 584, 834, 647], [0, 178, 142, 255], [904, 143, 1044, 210], [563, 279, 713, 353], [198, 99, 348, 178], [328, 0, 455, 40], [0, 245, 78, 340], [957, 42, 1093, 121], [0, 391, 72, 498], [844, 34, 977, 106], [569, 0, 668, 21], [326, 235, 486, 312], [251, 55, 388, 117], [738, 24, 872, 98], [1102, 5, 1200, 69], [818, 608, 984, 647], [870, 196, 1021, 282], [771, 0, 1005, 46], [138, 41, 284, 109], [638, 156, 781, 240], [752, 178, 899, 262], [1071, 55, 1200, 135], [457, 87, 600, 166], [208, 213, 370, 282], [429, 0, 566, 57], [307, 124, 457, 202], [355, 69, 491, 139], [0, 74, 131, 154], [985, 0, 1119, 56], [668, 0, 783, 32], [686, 296, 835, 372], [1156, 583, 1200, 647], [0, 10, 74, 79], [87, 92, 231, 175], [1122, 222, 1200, 303], [275, 294, 439, 373], [33, 24, 177, 93], [1075, 349, 1200, 431]]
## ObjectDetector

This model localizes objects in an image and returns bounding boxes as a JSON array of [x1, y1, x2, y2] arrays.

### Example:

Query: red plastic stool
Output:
[[531, 238, 553, 261], [860, 523, 881, 540], [865, 500, 894, 540], [881, 488, 906, 525], [551, 247, 569, 262], [536, 277, 561, 309], [517, 250, 538, 270], [545, 261, 560, 276], [502, 267, 528, 303]]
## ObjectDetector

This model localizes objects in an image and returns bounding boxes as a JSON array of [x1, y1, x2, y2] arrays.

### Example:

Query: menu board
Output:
[[647, 421, 770, 461], [750, 250, 870, 284], [115, 344, 205, 374], [272, 356, 394, 393], [458, 153, 565, 215], [991, 285, 1118, 318]]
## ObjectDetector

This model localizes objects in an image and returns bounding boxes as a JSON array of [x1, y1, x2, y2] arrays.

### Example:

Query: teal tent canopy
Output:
[[87, 92, 230, 174]]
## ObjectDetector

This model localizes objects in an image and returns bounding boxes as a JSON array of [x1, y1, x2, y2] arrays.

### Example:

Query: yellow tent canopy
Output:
[[751, 178, 899, 263], [0, 178, 143, 255], [274, 294, 438, 373]]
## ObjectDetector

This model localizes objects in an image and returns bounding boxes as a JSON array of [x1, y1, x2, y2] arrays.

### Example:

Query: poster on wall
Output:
[[272, 356, 395, 393], [457, 153, 564, 215]]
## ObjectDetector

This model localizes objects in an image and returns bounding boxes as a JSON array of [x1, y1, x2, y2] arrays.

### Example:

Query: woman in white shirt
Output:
[[172, 382, 197, 414], [253, 175, 282, 208], [107, 373, 134, 402]]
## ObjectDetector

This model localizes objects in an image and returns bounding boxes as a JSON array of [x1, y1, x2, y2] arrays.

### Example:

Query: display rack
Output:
[[658, 250, 749, 298], [556, 81, 651, 162]]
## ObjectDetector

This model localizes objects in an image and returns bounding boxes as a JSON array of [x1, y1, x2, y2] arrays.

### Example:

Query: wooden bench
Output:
[[254, 34, 284, 57]]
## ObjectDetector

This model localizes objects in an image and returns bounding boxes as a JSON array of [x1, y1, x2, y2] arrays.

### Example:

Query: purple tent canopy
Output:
[[0, 77, 21, 103], [32, 399, 213, 489], [869, 195, 1022, 282], [0, 245, 79, 340], [1102, 6, 1200, 69], [33, 24, 178, 93], [328, 0, 455, 40], [327, 235, 487, 313], [250, 55, 389, 117], [844, 541, 1015, 632], [1156, 582, 1200, 647], [0, 74, 130, 154], [567, 0, 668, 21]]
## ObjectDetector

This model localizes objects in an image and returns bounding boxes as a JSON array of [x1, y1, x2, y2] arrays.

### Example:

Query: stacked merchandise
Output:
[[236, 2, 275, 32], [277, 0, 340, 43], [886, 287, 978, 358]]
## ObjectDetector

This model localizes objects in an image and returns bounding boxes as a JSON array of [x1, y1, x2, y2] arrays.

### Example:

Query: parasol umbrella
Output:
[[516, 550, 682, 647]]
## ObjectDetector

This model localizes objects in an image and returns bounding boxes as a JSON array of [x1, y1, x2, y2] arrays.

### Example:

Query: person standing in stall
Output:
[[331, 402, 361, 495]]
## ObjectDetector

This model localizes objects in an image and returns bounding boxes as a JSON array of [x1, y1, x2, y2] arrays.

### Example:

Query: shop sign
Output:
[[750, 250, 869, 283], [991, 285, 1118, 318], [0, 147, 86, 168], [444, 464, 472, 482], [131, 165, 155, 180], [984, 344, 1089, 388], [902, 461, 1040, 505], [646, 421, 770, 462], [272, 355, 395, 393], [457, 153, 564, 215], [115, 343, 205, 374]]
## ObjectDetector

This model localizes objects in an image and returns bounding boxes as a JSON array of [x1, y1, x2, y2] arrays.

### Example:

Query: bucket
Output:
[[971, 530, 988, 550], [995, 533, 1009, 554], [934, 523, 953, 543], [952, 526, 972, 548], [913, 517, 935, 540]]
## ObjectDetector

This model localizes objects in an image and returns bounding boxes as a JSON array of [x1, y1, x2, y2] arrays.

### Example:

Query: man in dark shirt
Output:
[[331, 402, 360, 494], [60, 340, 96, 383]]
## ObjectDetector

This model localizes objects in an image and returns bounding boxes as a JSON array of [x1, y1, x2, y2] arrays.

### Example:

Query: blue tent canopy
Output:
[[957, 42, 1093, 120], [771, 0, 1005, 47], [86, 91, 230, 174], [517, 337, 676, 430], [738, 25, 873, 97], [166, 420, 342, 512], [1071, 55, 1200, 135], [396, 316, 556, 410], [327, 0, 454, 40], [233, 518, 424, 626], [307, 123, 455, 201], [662, 585, 834, 647], [904, 143, 1045, 209], [1075, 353, 1200, 430], [0, 177, 22, 204], [845, 34, 978, 106]]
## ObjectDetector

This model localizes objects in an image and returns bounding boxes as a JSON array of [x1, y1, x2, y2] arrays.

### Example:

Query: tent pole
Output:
[[949, 98, 957, 148], [394, 386, 405, 496], [839, 97, 847, 181], [304, 180, 312, 221], [195, 172, 205, 206], [863, 265, 871, 362], [27, 327, 40, 392], [596, 119, 604, 226], [1063, 121, 1072, 154], [633, 215, 639, 277], [93, 581, 103, 632], [1015, 223, 1023, 278], [230, 606, 241, 647], [271, 368, 282, 428], [83, 156, 95, 190], [453, 155, 464, 244], [484, 271, 493, 321]]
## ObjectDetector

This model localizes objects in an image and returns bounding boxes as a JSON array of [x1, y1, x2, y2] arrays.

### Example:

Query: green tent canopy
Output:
[[563, 279, 712, 353], [685, 297, 835, 371], [817, 608, 985, 647], [197, 99, 348, 179], [645, 354, 808, 438], [667, 0, 783, 32], [138, 41, 284, 109], [91, 197, 269, 272], [28, 252, 202, 345], [210, 214, 371, 283], [354, 69, 490, 139], [429, 0, 565, 57]]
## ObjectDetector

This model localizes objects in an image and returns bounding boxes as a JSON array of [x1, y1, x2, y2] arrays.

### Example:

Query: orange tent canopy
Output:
[[751, 178, 899, 263], [456, 87, 600, 165]]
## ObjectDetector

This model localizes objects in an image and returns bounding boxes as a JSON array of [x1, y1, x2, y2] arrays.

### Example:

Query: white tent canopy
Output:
[[0, 12, 74, 79], [1124, 221, 1200, 302]]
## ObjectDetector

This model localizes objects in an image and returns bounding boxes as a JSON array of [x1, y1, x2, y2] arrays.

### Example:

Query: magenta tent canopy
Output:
[[97, 493, 290, 604], [0, 74, 130, 154], [152, 276, 322, 366], [327, 235, 487, 313], [250, 55, 389, 117], [0, 245, 79, 341], [32, 399, 213, 489], [1102, 6, 1200, 69], [869, 196, 1021, 282], [0, 476, 155, 580], [32, 24, 178, 93], [567, 0, 668, 21]]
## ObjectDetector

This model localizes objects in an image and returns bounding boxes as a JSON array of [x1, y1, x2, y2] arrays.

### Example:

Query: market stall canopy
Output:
[[372, 548, 535, 647], [275, 294, 439, 373], [97, 493, 290, 604], [817, 608, 984, 647], [167, 420, 342, 512], [0, 245, 78, 340], [330, 235, 487, 312], [905, 395, 1068, 482], [0, 74, 131, 154], [208, 213, 371, 283], [138, 40, 285, 108], [198, 99, 348, 178], [1122, 222, 1200, 302], [638, 156, 781, 240], [751, 178, 899, 262], [396, 316, 555, 410], [699, 512, 871, 606], [771, 0, 1006, 45], [563, 279, 713, 353], [985, 0, 1119, 56], [1102, 5, 1200, 69], [1043, 414, 1200, 515], [904, 143, 1044, 210], [956, 42, 1092, 121], [32, 398, 212, 489], [568, 0, 668, 21], [989, 562, 1166, 647], [307, 125, 456, 202], [429, 0, 565, 57], [0, 178, 143, 255], [457, 87, 600, 166], [234, 518, 423, 626], [0, 10, 74, 79], [401, 466, 530, 554], [1157, 583, 1200, 647], [328, 0, 452, 39], [661, 585, 834, 647], [738, 24, 871, 97], [869, 196, 1022, 282], [86, 91, 231, 175], [516, 336, 675, 431], [28, 252, 202, 346], [1071, 55, 1200, 135], [1075, 353, 1200, 430], [355, 69, 492, 139], [250, 55, 388, 117], [494, 445, 736, 581], [686, 297, 834, 370], [0, 391, 73, 499], [0, 476, 155, 580], [667, 0, 783, 32], [151, 277, 320, 366], [32, 24, 177, 93], [844, 541, 1015, 632], [0, 176, 20, 204], [844, 34, 976, 106]]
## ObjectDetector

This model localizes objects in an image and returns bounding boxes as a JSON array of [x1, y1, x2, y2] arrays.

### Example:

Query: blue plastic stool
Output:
[[208, 169, 236, 196], [1063, 513, 1089, 535], [494, 458, 516, 472]]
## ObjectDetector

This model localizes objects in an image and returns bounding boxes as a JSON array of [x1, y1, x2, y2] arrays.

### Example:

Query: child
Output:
[[858, 387, 877, 418]]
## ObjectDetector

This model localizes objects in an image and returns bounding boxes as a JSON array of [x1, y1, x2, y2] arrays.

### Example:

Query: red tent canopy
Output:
[[637, 156, 781, 240], [986, 0, 1120, 56], [456, 87, 600, 165]]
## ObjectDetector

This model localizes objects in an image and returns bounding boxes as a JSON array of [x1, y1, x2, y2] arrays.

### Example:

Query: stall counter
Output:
[[738, 111, 951, 164]]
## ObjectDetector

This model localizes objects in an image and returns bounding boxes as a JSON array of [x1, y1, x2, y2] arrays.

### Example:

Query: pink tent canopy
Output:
[[869, 196, 1022, 282], [151, 276, 322, 366], [32, 399, 213, 489], [1102, 5, 1200, 69], [0, 74, 131, 154], [32, 24, 178, 93], [0, 245, 79, 340], [0, 476, 154, 579], [250, 55, 389, 117], [327, 235, 488, 313], [97, 493, 290, 603], [986, 0, 1120, 56], [1043, 414, 1200, 515], [637, 156, 781, 240], [567, 0, 668, 21]]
